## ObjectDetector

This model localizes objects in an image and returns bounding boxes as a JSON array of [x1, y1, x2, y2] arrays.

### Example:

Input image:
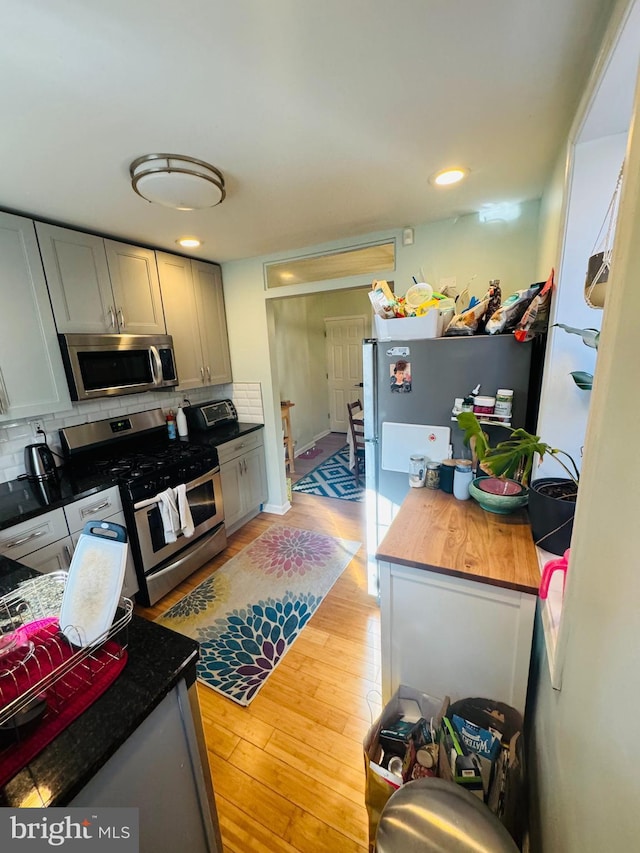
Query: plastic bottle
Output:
[[176, 406, 188, 438], [166, 409, 177, 440]]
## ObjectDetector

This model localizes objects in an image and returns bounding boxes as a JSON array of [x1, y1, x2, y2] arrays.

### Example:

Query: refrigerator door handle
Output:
[[362, 340, 376, 441]]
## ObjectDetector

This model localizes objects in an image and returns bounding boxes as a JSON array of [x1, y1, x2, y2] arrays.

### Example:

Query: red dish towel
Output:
[[0, 617, 127, 787]]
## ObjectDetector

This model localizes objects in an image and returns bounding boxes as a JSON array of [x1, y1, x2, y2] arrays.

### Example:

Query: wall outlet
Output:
[[28, 420, 44, 437]]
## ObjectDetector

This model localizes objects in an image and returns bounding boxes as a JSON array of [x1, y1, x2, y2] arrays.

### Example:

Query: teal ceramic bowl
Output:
[[468, 477, 529, 514]]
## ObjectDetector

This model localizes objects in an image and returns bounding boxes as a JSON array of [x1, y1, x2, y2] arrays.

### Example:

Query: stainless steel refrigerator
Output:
[[362, 334, 539, 595]]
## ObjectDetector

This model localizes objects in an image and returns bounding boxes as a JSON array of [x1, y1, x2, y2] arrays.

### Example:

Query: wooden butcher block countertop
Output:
[[375, 488, 540, 595]]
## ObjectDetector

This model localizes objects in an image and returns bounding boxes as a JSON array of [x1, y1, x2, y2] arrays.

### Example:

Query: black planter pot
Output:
[[527, 477, 577, 555]]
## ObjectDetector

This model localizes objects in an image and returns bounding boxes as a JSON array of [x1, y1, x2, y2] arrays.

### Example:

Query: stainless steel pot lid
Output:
[[375, 777, 518, 853]]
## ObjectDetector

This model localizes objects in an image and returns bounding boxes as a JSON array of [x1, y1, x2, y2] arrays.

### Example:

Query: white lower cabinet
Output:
[[65, 487, 139, 598], [379, 561, 537, 715], [16, 535, 73, 574], [0, 486, 138, 598], [218, 430, 267, 535]]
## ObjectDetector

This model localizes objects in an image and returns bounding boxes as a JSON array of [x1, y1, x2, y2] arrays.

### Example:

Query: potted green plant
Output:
[[456, 412, 580, 555]]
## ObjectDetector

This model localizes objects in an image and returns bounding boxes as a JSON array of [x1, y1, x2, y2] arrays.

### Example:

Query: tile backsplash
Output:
[[0, 383, 264, 484]]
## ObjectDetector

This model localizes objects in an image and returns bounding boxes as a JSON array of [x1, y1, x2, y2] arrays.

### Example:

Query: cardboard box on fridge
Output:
[[363, 685, 448, 853]]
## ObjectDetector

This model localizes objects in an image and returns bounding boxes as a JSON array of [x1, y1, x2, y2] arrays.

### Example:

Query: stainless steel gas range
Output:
[[60, 409, 226, 606]]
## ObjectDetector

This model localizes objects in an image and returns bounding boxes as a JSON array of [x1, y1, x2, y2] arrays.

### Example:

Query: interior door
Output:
[[325, 316, 366, 431]]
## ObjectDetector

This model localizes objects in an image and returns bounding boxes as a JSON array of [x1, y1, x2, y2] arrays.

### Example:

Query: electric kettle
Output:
[[24, 443, 58, 482]]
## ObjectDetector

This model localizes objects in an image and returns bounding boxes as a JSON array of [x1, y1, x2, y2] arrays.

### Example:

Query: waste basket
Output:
[[375, 777, 519, 852]]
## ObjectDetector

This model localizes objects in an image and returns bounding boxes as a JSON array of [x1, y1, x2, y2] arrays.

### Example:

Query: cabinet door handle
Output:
[[238, 461, 242, 476], [118, 307, 125, 329], [64, 544, 73, 566], [200, 367, 205, 382], [80, 499, 111, 518], [4, 529, 46, 549], [108, 306, 116, 329], [243, 460, 247, 474], [206, 366, 211, 382]]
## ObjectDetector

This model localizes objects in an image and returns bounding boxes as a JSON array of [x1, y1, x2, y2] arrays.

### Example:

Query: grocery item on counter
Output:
[[166, 409, 177, 439], [409, 455, 426, 488], [453, 460, 474, 500], [425, 462, 441, 490], [176, 406, 188, 437]]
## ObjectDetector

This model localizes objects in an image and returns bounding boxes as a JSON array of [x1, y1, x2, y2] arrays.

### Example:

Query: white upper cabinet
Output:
[[104, 240, 165, 334], [192, 260, 232, 387], [36, 223, 165, 335], [157, 253, 232, 390], [0, 212, 71, 421]]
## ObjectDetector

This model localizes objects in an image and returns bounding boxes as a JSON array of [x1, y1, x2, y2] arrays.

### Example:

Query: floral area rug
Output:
[[156, 525, 361, 706], [291, 446, 364, 502]]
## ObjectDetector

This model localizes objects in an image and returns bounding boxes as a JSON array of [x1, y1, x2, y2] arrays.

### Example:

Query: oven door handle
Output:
[[133, 466, 221, 511], [149, 346, 163, 386]]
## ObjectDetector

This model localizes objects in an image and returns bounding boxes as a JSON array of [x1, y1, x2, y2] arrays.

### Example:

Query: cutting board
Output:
[[381, 422, 451, 472], [59, 521, 128, 647]]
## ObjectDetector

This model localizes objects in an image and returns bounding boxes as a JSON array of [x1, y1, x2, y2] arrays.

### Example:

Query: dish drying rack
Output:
[[0, 571, 133, 730]]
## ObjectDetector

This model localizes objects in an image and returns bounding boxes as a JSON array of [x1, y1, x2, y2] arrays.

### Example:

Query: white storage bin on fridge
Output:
[[373, 308, 453, 340]]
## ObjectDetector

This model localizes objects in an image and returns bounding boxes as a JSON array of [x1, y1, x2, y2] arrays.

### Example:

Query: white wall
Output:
[[527, 1, 640, 850], [528, 68, 640, 850], [536, 132, 627, 478]]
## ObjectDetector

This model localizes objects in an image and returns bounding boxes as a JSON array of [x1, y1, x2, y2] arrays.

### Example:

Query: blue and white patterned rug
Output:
[[292, 445, 364, 502], [156, 525, 361, 706]]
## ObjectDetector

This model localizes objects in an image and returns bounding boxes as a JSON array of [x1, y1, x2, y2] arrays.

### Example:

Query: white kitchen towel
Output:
[[175, 483, 195, 538], [156, 488, 179, 544]]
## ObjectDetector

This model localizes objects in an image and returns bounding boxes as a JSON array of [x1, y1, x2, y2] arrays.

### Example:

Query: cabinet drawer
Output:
[[0, 508, 68, 561], [216, 430, 263, 465], [19, 537, 73, 574], [64, 485, 123, 534]]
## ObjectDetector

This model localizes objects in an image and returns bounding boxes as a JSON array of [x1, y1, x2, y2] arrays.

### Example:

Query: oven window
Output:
[[78, 350, 153, 391], [188, 480, 218, 528]]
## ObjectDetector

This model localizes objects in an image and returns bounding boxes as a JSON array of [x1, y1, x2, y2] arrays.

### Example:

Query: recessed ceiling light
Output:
[[176, 237, 202, 248], [431, 167, 468, 186]]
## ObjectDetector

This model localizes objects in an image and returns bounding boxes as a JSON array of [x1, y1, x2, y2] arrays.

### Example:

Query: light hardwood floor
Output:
[[141, 438, 380, 853]]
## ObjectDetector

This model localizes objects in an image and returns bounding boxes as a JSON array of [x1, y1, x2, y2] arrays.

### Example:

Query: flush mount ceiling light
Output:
[[176, 237, 202, 248], [129, 153, 226, 210], [430, 167, 468, 186]]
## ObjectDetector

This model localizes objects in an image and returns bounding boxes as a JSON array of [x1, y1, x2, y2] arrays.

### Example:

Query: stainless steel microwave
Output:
[[58, 333, 179, 401]]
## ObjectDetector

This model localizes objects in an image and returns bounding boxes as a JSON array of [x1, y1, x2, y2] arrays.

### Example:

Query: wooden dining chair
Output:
[[347, 399, 366, 486]]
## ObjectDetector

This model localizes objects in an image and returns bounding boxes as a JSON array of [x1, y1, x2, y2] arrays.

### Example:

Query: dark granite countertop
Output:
[[0, 556, 199, 808], [188, 421, 264, 448], [0, 422, 263, 533]]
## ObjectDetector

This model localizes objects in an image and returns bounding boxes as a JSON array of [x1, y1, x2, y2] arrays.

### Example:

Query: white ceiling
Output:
[[0, 0, 617, 263]]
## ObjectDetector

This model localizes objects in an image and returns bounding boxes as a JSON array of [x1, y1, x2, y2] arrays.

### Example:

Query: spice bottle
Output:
[[425, 461, 441, 490], [166, 409, 177, 440], [453, 460, 473, 500]]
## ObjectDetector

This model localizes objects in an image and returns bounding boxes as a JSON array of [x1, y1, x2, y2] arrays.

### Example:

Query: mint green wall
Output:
[[222, 201, 542, 511]]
